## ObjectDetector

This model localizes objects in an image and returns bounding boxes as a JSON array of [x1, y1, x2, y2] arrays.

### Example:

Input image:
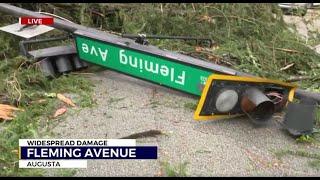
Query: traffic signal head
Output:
[[194, 74, 297, 124]]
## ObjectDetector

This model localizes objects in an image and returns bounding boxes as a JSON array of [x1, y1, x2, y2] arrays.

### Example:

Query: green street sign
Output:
[[75, 35, 213, 96]]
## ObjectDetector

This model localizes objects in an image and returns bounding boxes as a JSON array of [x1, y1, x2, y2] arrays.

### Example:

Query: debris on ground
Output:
[[0, 103, 22, 120], [57, 93, 76, 107], [53, 106, 68, 118], [120, 130, 164, 139], [44, 92, 76, 107]]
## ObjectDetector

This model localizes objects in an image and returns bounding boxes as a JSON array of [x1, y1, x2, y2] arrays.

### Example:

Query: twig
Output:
[[192, 3, 196, 12], [267, 46, 304, 54], [91, 10, 105, 17], [70, 72, 95, 75], [203, 15, 258, 25], [120, 130, 164, 139], [280, 63, 295, 71], [286, 76, 312, 82]]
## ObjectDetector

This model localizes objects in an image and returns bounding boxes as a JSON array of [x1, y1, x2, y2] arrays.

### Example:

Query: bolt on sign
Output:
[[74, 35, 213, 96]]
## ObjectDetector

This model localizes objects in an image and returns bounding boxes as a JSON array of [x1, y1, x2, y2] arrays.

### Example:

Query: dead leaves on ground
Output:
[[57, 93, 76, 107], [198, 15, 215, 24], [0, 104, 22, 121], [44, 93, 76, 119], [53, 94, 76, 118], [44, 93, 76, 107], [195, 46, 204, 52], [0, 93, 76, 120], [53, 107, 67, 118]]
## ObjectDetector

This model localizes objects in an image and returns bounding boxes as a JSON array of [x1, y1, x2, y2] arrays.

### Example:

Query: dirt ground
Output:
[[48, 9, 320, 177]]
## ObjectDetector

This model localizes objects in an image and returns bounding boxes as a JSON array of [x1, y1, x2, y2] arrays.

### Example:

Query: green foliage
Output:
[[4, 3, 319, 90], [0, 54, 93, 177], [296, 134, 315, 143], [161, 161, 189, 177], [308, 160, 320, 170], [117, 3, 320, 89]]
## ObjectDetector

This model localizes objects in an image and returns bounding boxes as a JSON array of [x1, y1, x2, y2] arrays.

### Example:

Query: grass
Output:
[[161, 161, 189, 177], [6, 3, 320, 89], [274, 149, 320, 170], [294, 106, 320, 143], [116, 3, 320, 90], [0, 56, 94, 176], [275, 149, 320, 160], [309, 160, 320, 170], [296, 135, 316, 143], [289, 106, 320, 170]]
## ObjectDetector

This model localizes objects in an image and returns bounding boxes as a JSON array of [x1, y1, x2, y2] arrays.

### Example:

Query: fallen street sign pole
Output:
[[72, 30, 298, 124]]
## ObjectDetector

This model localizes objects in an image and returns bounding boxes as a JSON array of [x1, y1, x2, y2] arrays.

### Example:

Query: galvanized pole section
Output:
[[0, 3, 319, 103]]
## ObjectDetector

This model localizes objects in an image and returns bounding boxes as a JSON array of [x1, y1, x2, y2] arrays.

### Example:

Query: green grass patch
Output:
[[275, 149, 320, 160], [296, 135, 316, 144], [274, 149, 320, 170], [294, 106, 320, 143], [6, 3, 320, 89], [0, 56, 94, 176], [117, 3, 320, 89], [161, 161, 189, 177], [308, 160, 320, 171]]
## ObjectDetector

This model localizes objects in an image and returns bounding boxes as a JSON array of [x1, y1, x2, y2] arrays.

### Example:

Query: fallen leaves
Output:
[[57, 93, 76, 107], [44, 93, 76, 107], [195, 46, 204, 52], [11, 149, 19, 155], [44, 93, 77, 119], [53, 107, 67, 118], [1, 92, 76, 120], [52, 94, 75, 118], [198, 15, 215, 24], [0, 104, 22, 121]]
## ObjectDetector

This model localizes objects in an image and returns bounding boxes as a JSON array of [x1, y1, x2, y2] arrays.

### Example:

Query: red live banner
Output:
[[19, 17, 54, 25]]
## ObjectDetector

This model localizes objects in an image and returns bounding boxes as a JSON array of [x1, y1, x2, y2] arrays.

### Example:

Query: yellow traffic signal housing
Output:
[[194, 74, 297, 123]]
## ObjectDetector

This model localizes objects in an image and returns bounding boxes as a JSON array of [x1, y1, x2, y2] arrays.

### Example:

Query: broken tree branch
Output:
[[286, 76, 312, 82], [267, 46, 303, 54], [120, 130, 164, 139], [280, 63, 295, 71]]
